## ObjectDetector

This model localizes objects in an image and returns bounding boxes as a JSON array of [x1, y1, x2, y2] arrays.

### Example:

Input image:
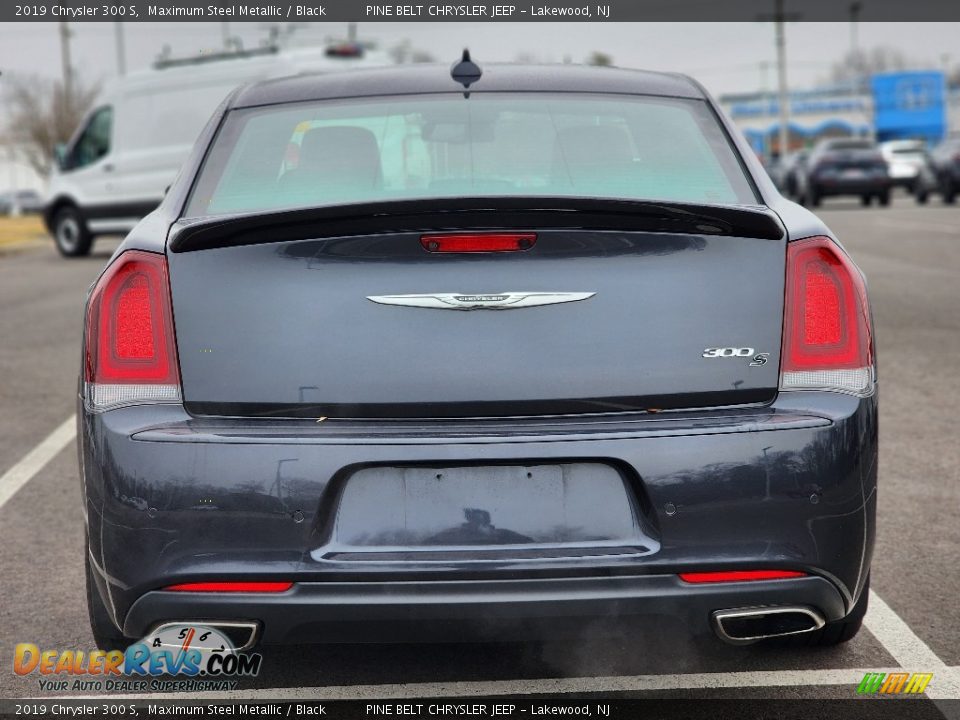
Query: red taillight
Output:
[[114, 275, 156, 360], [420, 233, 536, 253], [679, 570, 806, 584], [84, 250, 181, 410], [780, 236, 874, 396], [164, 582, 293, 593]]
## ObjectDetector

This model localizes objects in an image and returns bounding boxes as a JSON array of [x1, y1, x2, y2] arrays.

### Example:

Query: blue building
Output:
[[872, 71, 947, 144], [719, 70, 952, 157]]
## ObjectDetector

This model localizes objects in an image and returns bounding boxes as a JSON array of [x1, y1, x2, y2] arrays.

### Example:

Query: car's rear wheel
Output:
[[860, 195, 871, 206], [86, 545, 130, 651], [804, 575, 870, 646], [53, 205, 94, 258], [916, 190, 929, 205], [809, 191, 821, 207], [878, 192, 891, 207]]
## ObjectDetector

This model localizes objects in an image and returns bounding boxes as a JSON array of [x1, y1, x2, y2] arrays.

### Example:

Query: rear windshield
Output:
[[185, 93, 756, 217]]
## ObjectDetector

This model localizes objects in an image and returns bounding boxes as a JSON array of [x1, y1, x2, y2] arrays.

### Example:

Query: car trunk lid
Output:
[[167, 202, 785, 418]]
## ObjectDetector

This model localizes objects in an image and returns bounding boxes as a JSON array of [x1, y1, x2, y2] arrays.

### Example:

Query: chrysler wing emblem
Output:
[[366, 291, 596, 310]]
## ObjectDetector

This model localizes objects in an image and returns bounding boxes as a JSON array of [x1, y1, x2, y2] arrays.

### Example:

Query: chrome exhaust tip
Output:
[[147, 620, 260, 651], [712, 606, 825, 645]]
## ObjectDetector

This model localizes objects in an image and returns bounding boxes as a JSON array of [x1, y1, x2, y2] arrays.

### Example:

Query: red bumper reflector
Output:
[[420, 233, 536, 253], [679, 570, 806, 584], [164, 582, 293, 593]]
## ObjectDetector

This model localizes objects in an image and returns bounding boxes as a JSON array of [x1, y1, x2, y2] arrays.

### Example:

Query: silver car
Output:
[[880, 140, 928, 193]]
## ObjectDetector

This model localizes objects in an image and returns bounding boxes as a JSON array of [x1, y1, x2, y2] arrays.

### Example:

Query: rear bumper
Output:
[[889, 177, 918, 189], [123, 575, 846, 643], [80, 390, 877, 643], [812, 178, 891, 195], [887, 165, 920, 182]]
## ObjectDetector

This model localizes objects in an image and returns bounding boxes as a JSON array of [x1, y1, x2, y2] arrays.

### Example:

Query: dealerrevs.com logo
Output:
[[14, 624, 262, 692]]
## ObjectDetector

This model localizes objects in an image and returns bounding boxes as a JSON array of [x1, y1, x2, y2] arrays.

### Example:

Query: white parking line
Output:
[[46, 596, 960, 702], [6, 417, 958, 702], [865, 590, 960, 700], [0, 415, 76, 510]]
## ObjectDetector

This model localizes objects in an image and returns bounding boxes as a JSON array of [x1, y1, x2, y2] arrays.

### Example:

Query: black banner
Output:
[[3, 0, 960, 23], [0, 699, 956, 720]]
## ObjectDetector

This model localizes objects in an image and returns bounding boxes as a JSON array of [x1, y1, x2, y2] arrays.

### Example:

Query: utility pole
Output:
[[59, 22, 74, 115], [759, 1, 799, 157], [759, 61, 771, 159], [942, 53, 953, 138], [114, 22, 127, 76], [774, 0, 790, 158], [849, 2, 862, 92]]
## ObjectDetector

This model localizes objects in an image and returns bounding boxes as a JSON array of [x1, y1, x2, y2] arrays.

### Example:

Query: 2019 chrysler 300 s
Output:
[[80, 55, 877, 653]]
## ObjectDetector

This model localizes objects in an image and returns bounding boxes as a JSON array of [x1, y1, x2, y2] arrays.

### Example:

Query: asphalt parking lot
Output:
[[0, 195, 958, 706]]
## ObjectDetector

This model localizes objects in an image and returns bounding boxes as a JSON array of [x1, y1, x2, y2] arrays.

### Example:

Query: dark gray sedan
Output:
[[80, 58, 877, 653]]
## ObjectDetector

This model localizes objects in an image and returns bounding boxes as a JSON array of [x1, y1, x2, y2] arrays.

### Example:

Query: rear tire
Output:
[[809, 191, 821, 207], [53, 205, 94, 258], [860, 195, 871, 206], [944, 178, 957, 205], [86, 545, 130, 651], [916, 191, 929, 205], [878, 192, 890, 207], [805, 575, 870, 647]]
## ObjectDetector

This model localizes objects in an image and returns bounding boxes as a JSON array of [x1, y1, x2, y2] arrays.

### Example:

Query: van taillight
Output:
[[780, 236, 874, 396], [84, 250, 181, 410]]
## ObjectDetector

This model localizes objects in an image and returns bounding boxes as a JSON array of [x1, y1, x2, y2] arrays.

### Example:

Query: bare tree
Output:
[[587, 52, 614, 67], [2, 73, 99, 177], [948, 63, 960, 88], [513, 51, 539, 64], [387, 40, 435, 65], [828, 45, 909, 87]]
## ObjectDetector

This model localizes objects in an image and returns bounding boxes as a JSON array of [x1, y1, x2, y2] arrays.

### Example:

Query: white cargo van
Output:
[[45, 45, 385, 256]]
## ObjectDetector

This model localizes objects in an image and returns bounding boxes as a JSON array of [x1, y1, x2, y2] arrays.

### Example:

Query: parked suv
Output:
[[798, 138, 891, 207], [923, 138, 960, 204], [880, 139, 928, 194]]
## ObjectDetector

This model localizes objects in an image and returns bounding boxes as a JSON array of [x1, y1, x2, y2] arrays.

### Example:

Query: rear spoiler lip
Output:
[[167, 197, 785, 252]]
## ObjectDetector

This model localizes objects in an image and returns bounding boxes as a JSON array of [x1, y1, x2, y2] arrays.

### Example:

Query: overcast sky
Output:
[[1, 21, 958, 98]]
